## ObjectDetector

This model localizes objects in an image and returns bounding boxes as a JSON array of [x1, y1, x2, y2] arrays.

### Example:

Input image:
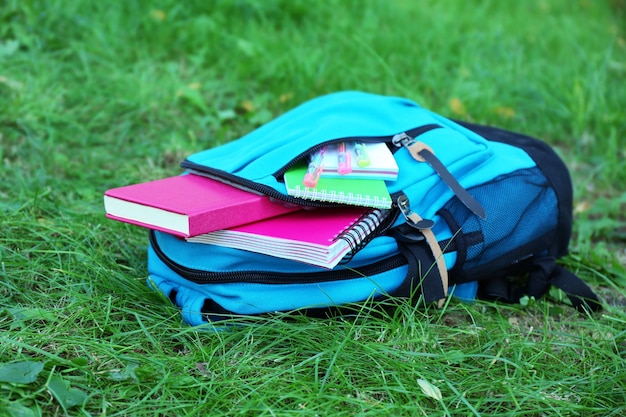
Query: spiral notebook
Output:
[[283, 164, 393, 209], [186, 207, 390, 269]]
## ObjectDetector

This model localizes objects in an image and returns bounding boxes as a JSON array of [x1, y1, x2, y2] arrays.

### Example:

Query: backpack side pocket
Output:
[[439, 164, 559, 283]]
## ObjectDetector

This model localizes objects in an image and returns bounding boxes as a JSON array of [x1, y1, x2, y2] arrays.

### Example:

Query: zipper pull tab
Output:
[[393, 132, 487, 220], [397, 194, 434, 230], [392, 132, 414, 147], [392, 133, 434, 163]]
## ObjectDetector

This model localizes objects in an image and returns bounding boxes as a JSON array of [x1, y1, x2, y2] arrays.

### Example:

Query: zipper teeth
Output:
[[150, 230, 407, 284], [274, 124, 441, 178], [180, 125, 444, 206], [275, 135, 395, 179], [182, 163, 337, 208]]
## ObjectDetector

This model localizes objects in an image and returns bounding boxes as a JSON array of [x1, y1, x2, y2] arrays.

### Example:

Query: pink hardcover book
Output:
[[186, 207, 389, 268], [104, 174, 300, 237]]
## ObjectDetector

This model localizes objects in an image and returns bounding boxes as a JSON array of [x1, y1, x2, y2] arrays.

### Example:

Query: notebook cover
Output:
[[187, 207, 387, 268], [283, 164, 393, 209], [104, 174, 300, 237]]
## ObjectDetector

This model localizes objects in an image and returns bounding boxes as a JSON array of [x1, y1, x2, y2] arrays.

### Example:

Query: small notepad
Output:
[[321, 142, 399, 180], [283, 164, 393, 209]]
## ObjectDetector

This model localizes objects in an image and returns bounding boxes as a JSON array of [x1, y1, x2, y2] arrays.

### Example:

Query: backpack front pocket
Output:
[[181, 92, 499, 207]]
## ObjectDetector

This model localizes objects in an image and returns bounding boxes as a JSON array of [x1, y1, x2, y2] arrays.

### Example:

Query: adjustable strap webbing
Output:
[[480, 256, 602, 313], [404, 211, 448, 307], [394, 239, 446, 304], [415, 146, 486, 220]]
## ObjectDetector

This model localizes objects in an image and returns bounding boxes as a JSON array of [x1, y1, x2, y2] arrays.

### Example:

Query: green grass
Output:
[[1, 0, 625, 415]]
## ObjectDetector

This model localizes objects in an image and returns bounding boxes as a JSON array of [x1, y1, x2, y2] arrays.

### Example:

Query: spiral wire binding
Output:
[[336, 208, 392, 264]]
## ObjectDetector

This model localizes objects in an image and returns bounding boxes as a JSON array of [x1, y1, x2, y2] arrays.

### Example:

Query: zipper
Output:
[[179, 124, 449, 213], [180, 126, 442, 209], [180, 162, 337, 208], [272, 124, 444, 179], [180, 124, 445, 189], [150, 230, 407, 284]]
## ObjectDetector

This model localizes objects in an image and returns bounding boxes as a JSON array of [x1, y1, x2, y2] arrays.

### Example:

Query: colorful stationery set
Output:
[[104, 141, 396, 268], [284, 142, 397, 209]]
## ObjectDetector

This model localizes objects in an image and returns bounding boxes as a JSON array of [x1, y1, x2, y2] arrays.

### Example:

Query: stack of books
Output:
[[104, 142, 397, 269]]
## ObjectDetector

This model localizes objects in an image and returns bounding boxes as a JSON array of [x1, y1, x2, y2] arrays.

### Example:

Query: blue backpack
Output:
[[147, 91, 600, 326]]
